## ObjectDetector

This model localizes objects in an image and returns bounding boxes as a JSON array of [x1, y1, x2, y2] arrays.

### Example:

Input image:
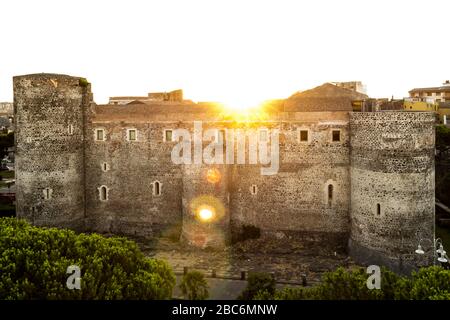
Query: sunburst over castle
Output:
[[14, 73, 435, 273]]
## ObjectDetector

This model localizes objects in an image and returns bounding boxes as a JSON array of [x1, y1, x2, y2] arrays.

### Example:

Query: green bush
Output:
[[253, 266, 450, 300], [179, 270, 209, 300], [0, 218, 175, 299], [407, 266, 450, 300], [239, 272, 276, 300], [78, 78, 90, 88]]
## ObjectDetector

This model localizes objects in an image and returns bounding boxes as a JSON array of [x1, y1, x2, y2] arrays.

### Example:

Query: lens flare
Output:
[[206, 168, 221, 184], [198, 207, 214, 222]]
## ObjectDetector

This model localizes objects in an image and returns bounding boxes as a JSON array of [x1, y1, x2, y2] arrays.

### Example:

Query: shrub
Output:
[[239, 272, 276, 300], [179, 270, 209, 300], [78, 78, 89, 88], [407, 266, 450, 300], [0, 218, 175, 299], [252, 266, 450, 300]]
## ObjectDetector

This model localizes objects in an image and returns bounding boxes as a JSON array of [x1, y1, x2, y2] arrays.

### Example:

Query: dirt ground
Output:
[[137, 236, 360, 285]]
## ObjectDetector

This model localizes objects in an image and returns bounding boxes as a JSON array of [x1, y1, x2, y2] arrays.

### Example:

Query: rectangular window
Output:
[[164, 129, 173, 142], [96, 129, 104, 141], [299, 130, 308, 142], [128, 129, 137, 141], [259, 129, 268, 142], [332, 130, 341, 142]]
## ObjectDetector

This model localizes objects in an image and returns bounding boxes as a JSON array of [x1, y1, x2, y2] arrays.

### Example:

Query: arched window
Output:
[[153, 181, 161, 196], [98, 186, 108, 201], [328, 184, 333, 206]]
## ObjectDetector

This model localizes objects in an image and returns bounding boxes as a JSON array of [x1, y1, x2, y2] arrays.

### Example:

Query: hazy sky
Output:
[[1, 0, 449, 107]]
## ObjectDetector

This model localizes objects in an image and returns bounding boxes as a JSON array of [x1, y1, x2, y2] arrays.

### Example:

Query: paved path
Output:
[[173, 275, 303, 300]]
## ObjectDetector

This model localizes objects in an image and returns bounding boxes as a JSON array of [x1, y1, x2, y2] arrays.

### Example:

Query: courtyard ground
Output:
[[137, 236, 359, 289]]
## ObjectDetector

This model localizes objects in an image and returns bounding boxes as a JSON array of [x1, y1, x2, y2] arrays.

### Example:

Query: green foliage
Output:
[[0, 132, 14, 158], [436, 125, 450, 162], [0, 218, 175, 299], [407, 266, 450, 300], [239, 272, 276, 300], [252, 266, 450, 300], [78, 78, 89, 88], [179, 270, 209, 300]]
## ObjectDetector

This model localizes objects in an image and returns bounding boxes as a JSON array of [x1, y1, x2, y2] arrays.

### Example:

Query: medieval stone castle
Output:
[[14, 73, 435, 272]]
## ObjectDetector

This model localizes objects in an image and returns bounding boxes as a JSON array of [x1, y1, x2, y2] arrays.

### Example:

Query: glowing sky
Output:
[[0, 0, 449, 106]]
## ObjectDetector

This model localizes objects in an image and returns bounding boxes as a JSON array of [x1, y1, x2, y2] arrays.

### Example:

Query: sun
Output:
[[198, 207, 214, 222], [221, 96, 264, 112]]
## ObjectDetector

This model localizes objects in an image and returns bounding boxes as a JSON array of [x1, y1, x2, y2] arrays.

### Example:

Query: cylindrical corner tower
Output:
[[349, 111, 435, 273], [14, 73, 91, 230]]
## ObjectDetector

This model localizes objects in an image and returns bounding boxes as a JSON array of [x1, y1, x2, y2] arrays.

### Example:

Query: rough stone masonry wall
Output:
[[84, 120, 185, 238], [84, 114, 352, 247], [14, 74, 90, 230], [230, 112, 351, 247], [349, 111, 435, 272]]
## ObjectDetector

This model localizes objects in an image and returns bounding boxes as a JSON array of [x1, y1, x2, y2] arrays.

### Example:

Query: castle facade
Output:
[[14, 73, 436, 272]]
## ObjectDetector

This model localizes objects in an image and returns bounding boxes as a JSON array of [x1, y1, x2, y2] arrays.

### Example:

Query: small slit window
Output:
[[327, 184, 333, 206], [127, 129, 137, 141], [101, 162, 109, 172], [43, 188, 52, 200], [377, 203, 381, 216], [95, 129, 105, 141], [251, 184, 258, 195], [98, 186, 108, 201], [164, 129, 173, 142], [68, 124, 74, 135], [299, 130, 308, 142], [153, 181, 161, 196], [332, 130, 341, 142]]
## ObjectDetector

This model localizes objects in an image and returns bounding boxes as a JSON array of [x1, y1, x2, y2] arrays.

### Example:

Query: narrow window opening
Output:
[[43, 188, 52, 200], [96, 129, 104, 141], [68, 124, 74, 135], [99, 186, 108, 201], [128, 129, 137, 141], [102, 162, 109, 172], [300, 130, 308, 142], [251, 184, 258, 195], [332, 130, 341, 142], [153, 181, 161, 196], [165, 130, 173, 142], [377, 203, 381, 216], [328, 184, 333, 206]]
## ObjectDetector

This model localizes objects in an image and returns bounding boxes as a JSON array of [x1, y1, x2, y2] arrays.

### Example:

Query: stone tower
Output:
[[349, 111, 435, 272], [14, 73, 92, 230]]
